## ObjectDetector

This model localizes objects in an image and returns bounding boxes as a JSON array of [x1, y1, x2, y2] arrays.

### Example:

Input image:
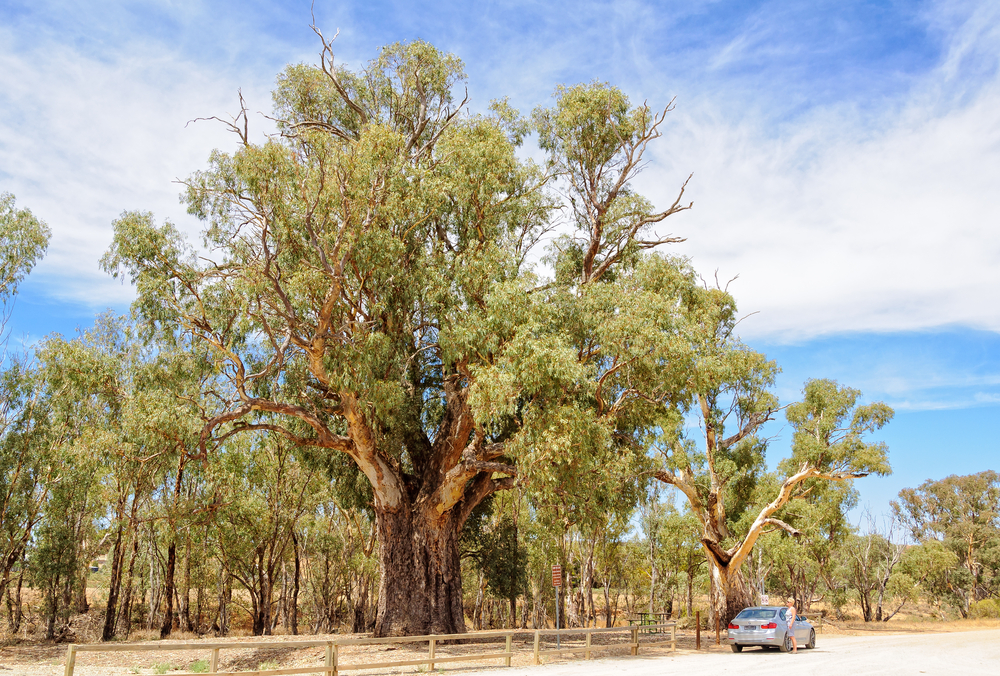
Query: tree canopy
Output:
[[101, 34, 708, 635]]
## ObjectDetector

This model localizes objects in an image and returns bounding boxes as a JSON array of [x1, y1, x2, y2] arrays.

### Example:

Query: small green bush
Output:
[[152, 663, 172, 675], [969, 599, 1000, 619], [258, 659, 280, 670], [189, 659, 210, 673]]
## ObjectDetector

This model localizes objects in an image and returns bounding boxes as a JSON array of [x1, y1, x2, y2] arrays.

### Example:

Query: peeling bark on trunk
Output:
[[705, 551, 752, 628]]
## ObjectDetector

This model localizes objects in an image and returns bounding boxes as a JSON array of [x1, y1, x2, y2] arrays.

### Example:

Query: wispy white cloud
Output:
[[0, 15, 285, 308], [636, 5, 1000, 341]]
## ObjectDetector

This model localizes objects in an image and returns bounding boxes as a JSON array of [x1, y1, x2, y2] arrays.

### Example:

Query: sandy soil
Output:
[[1, 628, 997, 676]]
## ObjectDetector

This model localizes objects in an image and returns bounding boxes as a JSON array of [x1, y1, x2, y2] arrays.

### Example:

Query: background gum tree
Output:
[[37, 315, 212, 640], [894, 470, 1000, 614], [655, 373, 893, 626], [0, 193, 50, 333], [0, 193, 51, 631], [102, 29, 704, 633]]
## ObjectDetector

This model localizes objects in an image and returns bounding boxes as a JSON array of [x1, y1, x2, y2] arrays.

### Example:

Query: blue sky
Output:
[[2, 0, 998, 519]]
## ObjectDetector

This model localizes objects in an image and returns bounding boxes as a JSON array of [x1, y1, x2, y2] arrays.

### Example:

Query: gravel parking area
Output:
[[496, 629, 1000, 676]]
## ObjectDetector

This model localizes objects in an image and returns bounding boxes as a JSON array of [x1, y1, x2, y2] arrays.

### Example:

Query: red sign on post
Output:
[[551, 564, 562, 587]]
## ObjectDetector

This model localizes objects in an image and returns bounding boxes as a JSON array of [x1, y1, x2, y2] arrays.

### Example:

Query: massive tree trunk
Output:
[[375, 504, 466, 636], [212, 382, 510, 636], [705, 550, 753, 628]]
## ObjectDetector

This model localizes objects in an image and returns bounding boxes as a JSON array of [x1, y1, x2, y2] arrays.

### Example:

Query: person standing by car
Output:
[[785, 600, 798, 653]]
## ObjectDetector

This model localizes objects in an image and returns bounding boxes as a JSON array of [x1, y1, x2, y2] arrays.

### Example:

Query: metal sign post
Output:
[[552, 565, 562, 649]]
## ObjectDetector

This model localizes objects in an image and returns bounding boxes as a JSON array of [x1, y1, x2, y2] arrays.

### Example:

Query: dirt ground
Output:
[[498, 629, 1000, 676], [2, 625, 999, 676]]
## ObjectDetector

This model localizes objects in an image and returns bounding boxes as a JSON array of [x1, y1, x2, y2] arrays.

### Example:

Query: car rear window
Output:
[[735, 609, 777, 620]]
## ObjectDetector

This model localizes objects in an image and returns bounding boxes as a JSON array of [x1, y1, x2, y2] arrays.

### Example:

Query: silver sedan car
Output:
[[726, 606, 816, 653]]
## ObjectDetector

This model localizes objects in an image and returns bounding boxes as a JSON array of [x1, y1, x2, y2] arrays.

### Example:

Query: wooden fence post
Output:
[[210, 647, 220, 673], [533, 630, 541, 665], [428, 638, 436, 671], [671, 623, 677, 652], [63, 645, 77, 676], [716, 616, 720, 645], [324, 642, 334, 675], [585, 630, 592, 660], [630, 626, 638, 656], [696, 611, 701, 650], [505, 633, 513, 667]]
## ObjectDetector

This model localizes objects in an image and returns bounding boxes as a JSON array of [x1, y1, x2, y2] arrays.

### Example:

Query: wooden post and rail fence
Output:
[[62, 623, 677, 676]]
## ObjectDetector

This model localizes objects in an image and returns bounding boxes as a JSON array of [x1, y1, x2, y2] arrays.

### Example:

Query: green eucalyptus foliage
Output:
[[0, 356, 58, 611], [103, 39, 550, 472], [35, 314, 217, 638], [28, 445, 99, 640], [209, 434, 325, 635], [894, 470, 1000, 613], [783, 379, 893, 478], [754, 481, 859, 612], [462, 497, 527, 603], [533, 83, 687, 285], [100, 42, 702, 533], [0, 193, 50, 308]]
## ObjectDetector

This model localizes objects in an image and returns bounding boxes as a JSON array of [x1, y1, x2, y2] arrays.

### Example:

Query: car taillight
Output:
[[762, 622, 777, 629], [728, 623, 739, 630]]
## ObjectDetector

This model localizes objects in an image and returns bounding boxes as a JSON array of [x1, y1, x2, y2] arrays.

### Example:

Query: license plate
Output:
[[744, 625, 757, 630]]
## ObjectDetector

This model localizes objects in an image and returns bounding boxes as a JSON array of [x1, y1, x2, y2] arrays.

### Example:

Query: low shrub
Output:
[[968, 599, 1000, 619]]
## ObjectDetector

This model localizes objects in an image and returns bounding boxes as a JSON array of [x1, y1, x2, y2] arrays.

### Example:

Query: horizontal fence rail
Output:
[[63, 623, 676, 676]]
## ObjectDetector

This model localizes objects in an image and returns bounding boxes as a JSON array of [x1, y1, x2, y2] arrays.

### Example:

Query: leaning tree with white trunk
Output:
[[653, 329, 893, 627]]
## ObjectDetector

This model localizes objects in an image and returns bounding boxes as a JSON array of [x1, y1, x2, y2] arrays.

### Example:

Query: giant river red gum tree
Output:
[[103, 32, 702, 635]]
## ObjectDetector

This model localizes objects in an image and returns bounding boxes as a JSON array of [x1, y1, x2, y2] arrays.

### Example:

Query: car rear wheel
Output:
[[779, 633, 793, 653], [731, 644, 743, 653], [807, 629, 816, 649]]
